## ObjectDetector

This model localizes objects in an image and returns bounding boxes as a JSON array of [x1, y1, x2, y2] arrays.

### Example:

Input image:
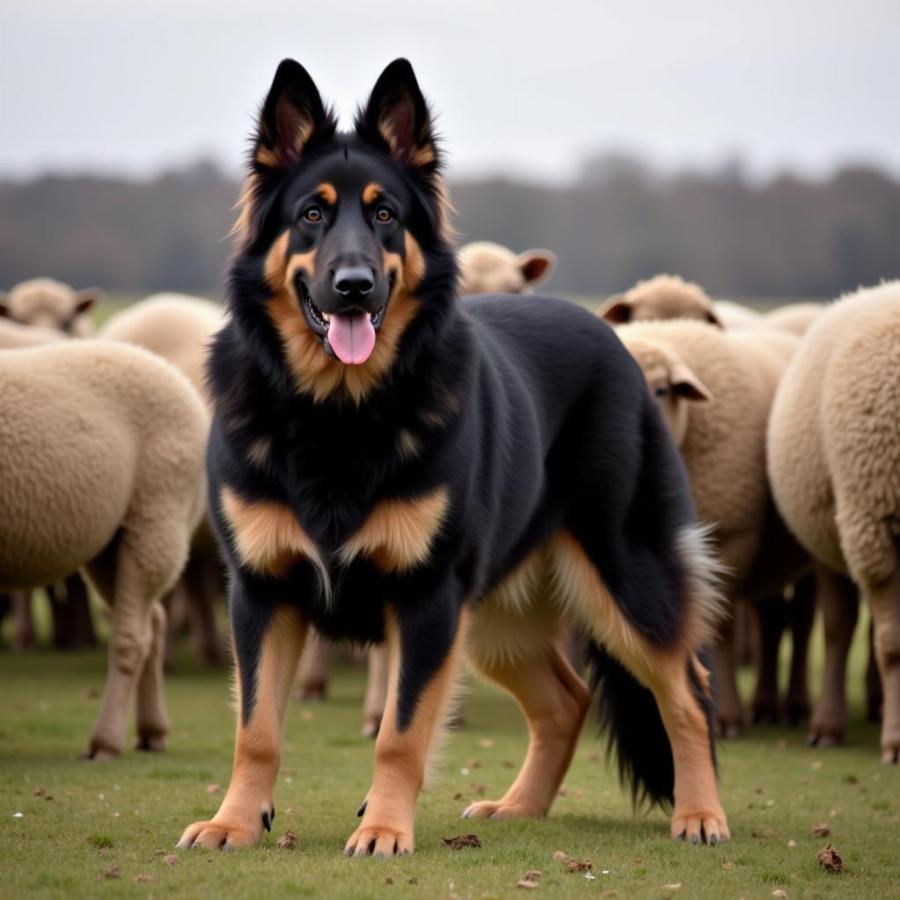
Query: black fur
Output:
[[208, 59, 712, 803]]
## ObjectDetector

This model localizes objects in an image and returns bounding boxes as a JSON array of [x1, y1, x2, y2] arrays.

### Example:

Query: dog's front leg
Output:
[[178, 583, 307, 849], [346, 598, 468, 857]]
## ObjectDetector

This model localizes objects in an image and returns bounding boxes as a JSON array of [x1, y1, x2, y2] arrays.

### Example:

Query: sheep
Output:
[[600, 274, 722, 325], [0, 277, 99, 336], [615, 319, 810, 734], [0, 340, 206, 757], [768, 280, 900, 762], [101, 293, 226, 665], [712, 300, 763, 330], [0, 317, 64, 348], [101, 293, 225, 403], [763, 301, 824, 336], [457, 241, 557, 295]]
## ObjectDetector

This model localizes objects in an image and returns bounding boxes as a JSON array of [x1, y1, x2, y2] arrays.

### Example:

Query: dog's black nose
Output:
[[333, 267, 374, 297]]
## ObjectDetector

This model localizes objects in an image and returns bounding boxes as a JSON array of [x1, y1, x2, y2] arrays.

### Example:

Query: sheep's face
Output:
[[457, 242, 556, 295], [622, 338, 712, 445], [600, 275, 722, 327], [0, 278, 98, 336]]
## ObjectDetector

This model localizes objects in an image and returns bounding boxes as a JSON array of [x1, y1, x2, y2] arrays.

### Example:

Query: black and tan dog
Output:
[[177, 59, 730, 856]]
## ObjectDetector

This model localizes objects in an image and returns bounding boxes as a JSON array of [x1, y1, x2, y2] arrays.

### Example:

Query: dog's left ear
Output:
[[357, 59, 438, 172]]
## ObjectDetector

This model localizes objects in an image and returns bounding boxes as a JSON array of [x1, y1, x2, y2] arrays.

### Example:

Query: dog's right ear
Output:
[[254, 60, 336, 170]]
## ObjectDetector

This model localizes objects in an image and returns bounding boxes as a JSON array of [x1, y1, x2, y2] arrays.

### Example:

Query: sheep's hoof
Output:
[[807, 730, 843, 748], [136, 731, 167, 752], [83, 744, 121, 761], [295, 682, 327, 703], [881, 747, 899, 764]]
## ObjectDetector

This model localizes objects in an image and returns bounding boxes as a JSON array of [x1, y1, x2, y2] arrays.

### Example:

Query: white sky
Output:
[[1, 0, 899, 184]]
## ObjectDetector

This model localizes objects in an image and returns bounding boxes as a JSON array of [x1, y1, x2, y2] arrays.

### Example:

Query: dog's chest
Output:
[[220, 482, 450, 588]]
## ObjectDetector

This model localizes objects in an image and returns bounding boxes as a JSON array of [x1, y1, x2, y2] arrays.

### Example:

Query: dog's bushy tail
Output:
[[586, 642, 718, 808]]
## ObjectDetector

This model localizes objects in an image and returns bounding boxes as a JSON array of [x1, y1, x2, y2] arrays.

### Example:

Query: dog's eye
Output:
[[375, 205, 394, 224], [302, 205, 323, 224]]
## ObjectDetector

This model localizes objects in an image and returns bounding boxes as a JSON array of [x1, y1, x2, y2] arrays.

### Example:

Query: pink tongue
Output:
[[327, 311, 377, 365]]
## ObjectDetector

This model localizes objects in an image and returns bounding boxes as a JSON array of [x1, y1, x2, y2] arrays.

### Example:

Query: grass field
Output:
[[1, 619, 897, 900]]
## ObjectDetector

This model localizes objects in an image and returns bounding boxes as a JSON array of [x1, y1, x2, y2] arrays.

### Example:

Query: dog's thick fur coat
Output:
[[178, 59, 729, 856]]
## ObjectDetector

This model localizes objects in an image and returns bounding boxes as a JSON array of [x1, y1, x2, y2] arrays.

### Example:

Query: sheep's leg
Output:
[[752, 595, 785, 723], [865, 620, 883, 723], [183, 553, 226, 666], [362, 644, 390, 738], [295, 629, 330, 701], [711, 613, 743, 738], [809, 568, 857, 746], [863, 566, 900, 763], [85, 542, 163, 759], [785, 573, 815, 724], [135, 601, 169, 751], [11, 590, 35, 651]]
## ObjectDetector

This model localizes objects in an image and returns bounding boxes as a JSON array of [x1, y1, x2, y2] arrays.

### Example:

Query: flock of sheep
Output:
[[1, 245, 898, 768]]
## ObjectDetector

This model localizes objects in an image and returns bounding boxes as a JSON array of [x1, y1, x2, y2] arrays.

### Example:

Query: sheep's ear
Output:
[[0, 292, 8, 317], [600, 294, 632, 323], [704, 307, 724, 328], [255, 60, 335, 170], [356, 59, 438, 172], [74, 288, 101, 314], [670, 363, 712, 402], [518, 249, 557, 286]]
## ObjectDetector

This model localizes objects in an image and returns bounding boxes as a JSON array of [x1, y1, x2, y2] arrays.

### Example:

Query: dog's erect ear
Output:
[[255, 60, 335, 169], [356, 59, 438, 171], [599, 295, 633, 323]]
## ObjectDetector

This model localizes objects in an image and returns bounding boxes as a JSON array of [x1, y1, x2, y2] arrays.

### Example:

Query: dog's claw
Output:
[[262, 811, 272, 832], [357, 799, 368, 817]]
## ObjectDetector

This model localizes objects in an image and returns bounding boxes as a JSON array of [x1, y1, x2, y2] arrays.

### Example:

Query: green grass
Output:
[[1, 626, 897, 900]]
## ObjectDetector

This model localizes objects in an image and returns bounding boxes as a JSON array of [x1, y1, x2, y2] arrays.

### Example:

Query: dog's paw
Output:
[[671, 808, 730, 846], [344, 822, 413, 857], [461, 798, 544, 820], [177, 808, 271, 850]]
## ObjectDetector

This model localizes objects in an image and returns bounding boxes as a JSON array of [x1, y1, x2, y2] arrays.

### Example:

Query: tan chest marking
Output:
[[221, 487, 323, 578], [339, 486, 449, 573]]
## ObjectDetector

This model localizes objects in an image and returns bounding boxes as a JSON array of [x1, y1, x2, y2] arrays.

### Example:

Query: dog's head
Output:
[[232, 59, 455, 403]]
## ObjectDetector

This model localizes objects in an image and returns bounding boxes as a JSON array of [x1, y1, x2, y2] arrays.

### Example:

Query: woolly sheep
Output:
[[0, 341, 206, 757], [600, 274, 721, 326], [0, 277, 99, 336], [768, 281, 900, 762], [101, 293, 225, 404], [763, 301, 824, 336], [457, 241, 557, 295], [101, 293, 227, 665], [616, 319, 809, 734], [0, 317, 64, 348], [711, 300, 763, 330]]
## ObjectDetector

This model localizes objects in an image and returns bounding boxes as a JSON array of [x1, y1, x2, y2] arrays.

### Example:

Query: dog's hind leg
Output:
[[463, 639, 590, 820], [178, 593, 307, 849], [346, 604, 468, 857], [553, 531, 729, 844]]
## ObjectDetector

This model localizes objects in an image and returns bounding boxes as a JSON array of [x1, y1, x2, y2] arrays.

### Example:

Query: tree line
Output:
[[1, 156, 898, 299]]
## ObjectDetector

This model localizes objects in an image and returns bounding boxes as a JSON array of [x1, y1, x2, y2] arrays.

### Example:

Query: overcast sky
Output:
[[2, 0, 899, 184]]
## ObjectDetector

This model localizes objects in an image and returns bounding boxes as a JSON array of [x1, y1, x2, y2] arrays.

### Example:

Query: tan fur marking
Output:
[[396, 429, 421, 460], [362, 182, 383, 205], [340, 486, 449, 573], [230, 174, 261, 245], [255, 145, 281, 169], [403, 232, 427, 291], [220, 487, 320, 577], [178, 606, 307, 848], [263, 231, 291, 291], [317, 182, 338, 205], [246, 437, 272, 468], [345, 610, 469, 856], [464, 646, 590, 819]]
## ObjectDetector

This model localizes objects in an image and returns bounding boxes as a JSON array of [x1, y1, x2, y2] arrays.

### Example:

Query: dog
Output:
[[177, 58, 730, 856]]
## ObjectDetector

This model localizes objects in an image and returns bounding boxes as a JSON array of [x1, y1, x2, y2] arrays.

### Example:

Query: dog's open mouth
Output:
[[300, 280, 391, 366]]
